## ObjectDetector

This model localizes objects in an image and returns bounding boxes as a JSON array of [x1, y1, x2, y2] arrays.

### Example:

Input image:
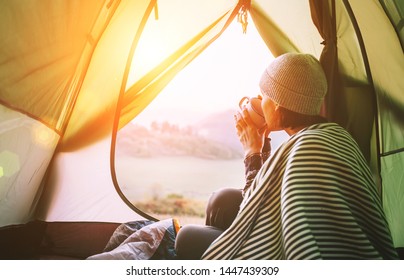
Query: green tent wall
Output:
[[0, 0, 403, 256]]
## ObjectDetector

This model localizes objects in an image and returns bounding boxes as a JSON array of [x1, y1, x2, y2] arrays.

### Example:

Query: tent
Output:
[[0, 0, 403, 259]]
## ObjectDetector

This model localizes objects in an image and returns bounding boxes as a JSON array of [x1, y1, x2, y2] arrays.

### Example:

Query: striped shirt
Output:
[[202, 123, 398, 259]]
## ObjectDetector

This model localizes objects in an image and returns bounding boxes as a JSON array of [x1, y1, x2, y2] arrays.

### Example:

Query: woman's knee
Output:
[[175, 224, 223, 259], [205, 188, 243, 229]]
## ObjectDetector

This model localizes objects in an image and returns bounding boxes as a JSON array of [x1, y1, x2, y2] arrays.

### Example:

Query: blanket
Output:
[[87, 219, 179, 260], [202, 123, 398, 259]]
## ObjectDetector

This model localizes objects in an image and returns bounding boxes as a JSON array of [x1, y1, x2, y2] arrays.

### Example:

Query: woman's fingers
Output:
[[258, 126, 269, 137], [234, 112, 246, 131], [241, 108, 255, 127]]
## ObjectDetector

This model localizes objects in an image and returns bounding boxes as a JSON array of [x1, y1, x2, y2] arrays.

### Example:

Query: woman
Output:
[[175, 53, 398, 259]]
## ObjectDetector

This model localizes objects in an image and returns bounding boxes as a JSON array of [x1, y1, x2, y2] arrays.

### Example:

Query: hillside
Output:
[[116, 110, 244, 160]]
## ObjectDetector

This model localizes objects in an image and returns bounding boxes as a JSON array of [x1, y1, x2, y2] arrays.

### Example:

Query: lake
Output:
[[115, 155, 245, 202]]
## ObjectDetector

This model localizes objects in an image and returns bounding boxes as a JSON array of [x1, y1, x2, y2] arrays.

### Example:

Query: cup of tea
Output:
[[239, 96, 266, 129]]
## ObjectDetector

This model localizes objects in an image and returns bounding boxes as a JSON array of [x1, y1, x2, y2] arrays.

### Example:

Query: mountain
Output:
[[194, 109, 289, 152], [194, 109, 243, 153]]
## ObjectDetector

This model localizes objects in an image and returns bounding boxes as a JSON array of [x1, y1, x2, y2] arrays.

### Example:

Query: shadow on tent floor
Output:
[[0, 220, 120, 260]]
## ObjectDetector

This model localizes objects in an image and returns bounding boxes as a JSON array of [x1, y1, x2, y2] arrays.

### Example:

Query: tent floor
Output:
[[1, 220, 403, 259], [0, 220, 120, 260]]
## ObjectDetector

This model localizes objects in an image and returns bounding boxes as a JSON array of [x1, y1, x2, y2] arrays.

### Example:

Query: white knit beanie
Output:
[[259, 53, 327, 116]]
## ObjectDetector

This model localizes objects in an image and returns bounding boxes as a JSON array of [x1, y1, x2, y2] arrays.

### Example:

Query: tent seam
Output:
[[0, 99, 61, 136]]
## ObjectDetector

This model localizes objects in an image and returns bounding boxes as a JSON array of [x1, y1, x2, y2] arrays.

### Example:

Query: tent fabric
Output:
[[252, 0, 323, 57], [249, 2, 300, 56], [0, 0, 403, 252], [59, 0, 155, 150], [380, 0, 404, 50], [309, 0, 343, 124], [0, 0, 107, 131], [0, 0, 124, 227], [347, 0, 404, 247], [0, 104, 59, 226], [35, 136, 139, 223]]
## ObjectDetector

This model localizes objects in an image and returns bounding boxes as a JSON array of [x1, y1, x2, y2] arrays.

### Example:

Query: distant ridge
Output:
[[117, 110, 243, 159]]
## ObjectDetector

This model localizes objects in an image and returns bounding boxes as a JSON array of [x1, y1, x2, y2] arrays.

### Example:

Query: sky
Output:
[[132, 15, 275, 127]]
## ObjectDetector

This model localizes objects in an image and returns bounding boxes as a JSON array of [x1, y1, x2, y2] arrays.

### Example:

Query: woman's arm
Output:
[[242, 138, 271, 196]]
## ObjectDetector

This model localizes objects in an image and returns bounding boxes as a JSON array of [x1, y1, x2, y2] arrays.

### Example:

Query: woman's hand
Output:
[[234, 108, 267, 158]]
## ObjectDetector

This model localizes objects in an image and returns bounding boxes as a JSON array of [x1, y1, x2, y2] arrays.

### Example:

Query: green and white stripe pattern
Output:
[[202, 123, 398, 259]]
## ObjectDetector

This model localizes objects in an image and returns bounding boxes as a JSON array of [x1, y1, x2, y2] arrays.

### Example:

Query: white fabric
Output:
[[0, 104, 59, 226], [35, 136, 141, 223]]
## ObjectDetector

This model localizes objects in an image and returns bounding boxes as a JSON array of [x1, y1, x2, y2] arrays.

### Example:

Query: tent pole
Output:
[[110, 0, 159, 222]]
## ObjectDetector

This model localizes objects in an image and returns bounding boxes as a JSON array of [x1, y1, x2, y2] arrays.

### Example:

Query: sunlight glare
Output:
[[32, 125, 56, 148], [132, 16, 274, 127], [127, 0, 238, 88], [0, 150, 20, 178]]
